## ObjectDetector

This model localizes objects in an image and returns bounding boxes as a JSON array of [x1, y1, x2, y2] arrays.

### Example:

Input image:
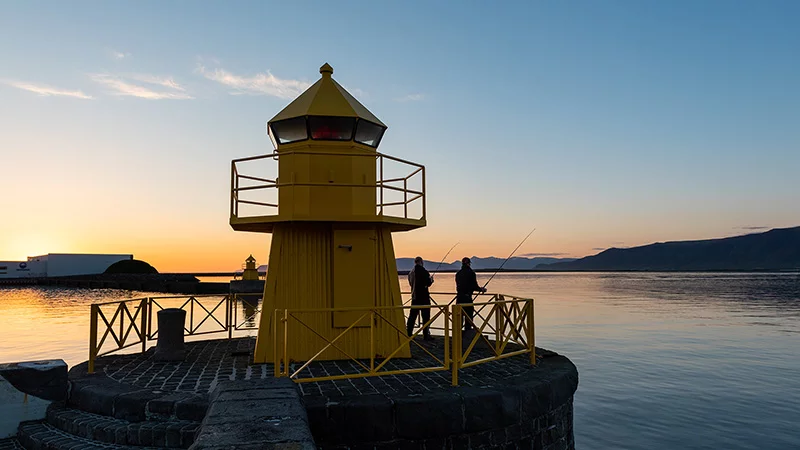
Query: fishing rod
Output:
[[406, 241, 459, 308], [432, 242, 460, 275], [454, 227, 536, 332], [445, 227, 537, 307], [477, 227, 536, 294], [408, 241, 461, 325]]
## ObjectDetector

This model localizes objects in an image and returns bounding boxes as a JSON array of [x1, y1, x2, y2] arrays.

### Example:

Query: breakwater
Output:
[[0, 274, 233, 295]]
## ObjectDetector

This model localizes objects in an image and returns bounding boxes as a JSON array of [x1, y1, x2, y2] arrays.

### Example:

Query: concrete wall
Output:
[[0, 360, 67, 439], [303, 352, 579, 450], [42, 253, 132, 277]]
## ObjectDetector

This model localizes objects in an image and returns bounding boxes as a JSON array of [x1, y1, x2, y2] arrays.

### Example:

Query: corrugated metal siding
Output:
[[253, 223, 410, 364]]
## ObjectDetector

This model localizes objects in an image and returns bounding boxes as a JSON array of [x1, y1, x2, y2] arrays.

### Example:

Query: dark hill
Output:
[[104, 259, 159, 274], [396, 256, 575, 272], [540, 227, 800, 271]]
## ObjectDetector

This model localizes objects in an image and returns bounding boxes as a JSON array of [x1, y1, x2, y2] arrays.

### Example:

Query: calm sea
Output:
[[1, 272, 799, 449]]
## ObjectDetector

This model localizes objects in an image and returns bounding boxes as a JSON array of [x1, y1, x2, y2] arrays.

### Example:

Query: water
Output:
[[1, 272, 799, 449]]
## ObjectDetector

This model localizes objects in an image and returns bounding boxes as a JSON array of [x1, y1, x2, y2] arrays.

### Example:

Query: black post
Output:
[[154, 308, 186, 361]]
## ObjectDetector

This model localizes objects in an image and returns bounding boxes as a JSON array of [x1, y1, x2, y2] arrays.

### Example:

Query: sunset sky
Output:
[[1, 1, 799, 272]]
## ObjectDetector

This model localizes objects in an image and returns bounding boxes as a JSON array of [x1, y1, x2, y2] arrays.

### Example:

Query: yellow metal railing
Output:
[[230, 150, 426, 222], [88, 293, 262, 373], [88, 292, 536, 386], [273, 303, 451, 381], [274, 293, 535, 386]]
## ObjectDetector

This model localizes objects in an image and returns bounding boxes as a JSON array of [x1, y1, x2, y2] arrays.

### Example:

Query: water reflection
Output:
[[238, 295, 261, 328], [1, 273, 799, 449]]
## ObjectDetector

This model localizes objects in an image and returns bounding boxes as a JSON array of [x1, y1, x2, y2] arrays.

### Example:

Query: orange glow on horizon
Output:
[[4, 216, 793, 272]]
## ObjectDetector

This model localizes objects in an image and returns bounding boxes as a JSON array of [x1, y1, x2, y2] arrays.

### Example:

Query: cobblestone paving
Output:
[[0, 438, 23, 450], [101, 335, 542, 397]]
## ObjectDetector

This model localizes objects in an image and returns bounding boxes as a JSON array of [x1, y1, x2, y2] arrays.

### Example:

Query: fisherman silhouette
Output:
[[406, 256, 434, 340]]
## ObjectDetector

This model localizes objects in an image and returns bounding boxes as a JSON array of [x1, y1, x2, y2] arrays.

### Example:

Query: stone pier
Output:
[[3, 337, 578, 449]]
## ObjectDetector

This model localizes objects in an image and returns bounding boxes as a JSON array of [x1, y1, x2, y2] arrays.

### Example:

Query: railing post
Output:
[[451, 305, 461, 386], [528, 299, 536, 366], [421, 166, 426, 220], [379, 156, 384, 215], [227, 295, 233, 339], [89, 304, 98, 374], [443, 306, 450, 369], [495, 303, 502, 356], [403, 178, 408, 218], [140, 298, 148, 354], [230, 161, 235, 217], [119, 303, 124, 348], [189, 298, 195, 335]]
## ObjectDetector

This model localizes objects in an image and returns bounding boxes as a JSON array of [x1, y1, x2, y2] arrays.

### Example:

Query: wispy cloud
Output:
[[344, 86, 368, 99], [738, 226, 770, 231], [519, 252, 569, 257], [109, 49, 131, 61], [128, 74, 186, 92], [592, 247, 607, 251], [395, 93, 425, 102], [2, 80, 93, 99], [89, 73, 192, 100], [196, 65, 310, 99]]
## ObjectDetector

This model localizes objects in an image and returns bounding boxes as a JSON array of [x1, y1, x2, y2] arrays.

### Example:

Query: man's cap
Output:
[[462, 257, 471, 265], [414, 256, 423, 264]]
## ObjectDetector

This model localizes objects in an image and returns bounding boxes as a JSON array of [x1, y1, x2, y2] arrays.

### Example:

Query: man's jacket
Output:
[[411, 265, 433, 305], [455, 264, 481, 303]]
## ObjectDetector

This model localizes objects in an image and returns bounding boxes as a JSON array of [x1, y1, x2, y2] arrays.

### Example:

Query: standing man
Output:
[[407, 259, 417, 303], [406, 256, 434, 340], [455, 257, 486, 331]]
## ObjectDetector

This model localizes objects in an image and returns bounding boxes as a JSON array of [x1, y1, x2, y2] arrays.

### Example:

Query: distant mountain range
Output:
[[396, 256, 575, 272], [239, 226, 800, 274], [539, 226, 800, 271]]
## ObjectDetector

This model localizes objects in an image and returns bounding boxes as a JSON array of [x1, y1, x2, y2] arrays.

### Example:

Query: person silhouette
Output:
[[455, 257, 486, 331], [406, 256, 434, 340]]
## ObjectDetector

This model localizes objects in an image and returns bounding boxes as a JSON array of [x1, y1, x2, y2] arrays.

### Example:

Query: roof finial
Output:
[[320, 63, 333, 77]]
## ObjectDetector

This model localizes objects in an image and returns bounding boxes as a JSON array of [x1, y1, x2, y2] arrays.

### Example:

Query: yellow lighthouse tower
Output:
[[230, 63, 426, 364]]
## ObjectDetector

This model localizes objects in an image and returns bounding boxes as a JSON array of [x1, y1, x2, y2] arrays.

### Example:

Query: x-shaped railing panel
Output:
[[274, 304, 450, 382]]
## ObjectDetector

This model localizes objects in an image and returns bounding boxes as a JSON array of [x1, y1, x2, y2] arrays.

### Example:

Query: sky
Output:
[[1, 1, 799, 272]]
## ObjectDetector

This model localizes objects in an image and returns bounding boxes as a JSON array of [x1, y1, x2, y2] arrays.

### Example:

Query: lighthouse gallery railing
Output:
[[230, 150, 425, 222]]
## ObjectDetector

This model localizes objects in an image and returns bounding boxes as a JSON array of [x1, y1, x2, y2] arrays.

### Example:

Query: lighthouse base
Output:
[[254, 223, 410, 364], [303, 347, 578, 450], [80, 337, 578, 450]]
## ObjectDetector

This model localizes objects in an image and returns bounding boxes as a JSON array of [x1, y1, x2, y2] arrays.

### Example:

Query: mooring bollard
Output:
[[154, 308, 186, 361]]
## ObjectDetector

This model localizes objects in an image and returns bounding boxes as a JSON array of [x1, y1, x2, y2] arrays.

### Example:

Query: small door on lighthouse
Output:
[[332, 228, 376, 327]]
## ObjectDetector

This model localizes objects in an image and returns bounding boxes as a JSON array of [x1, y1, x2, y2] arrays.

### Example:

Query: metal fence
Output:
[[88, 292, 536, 386], [274, 293, 535, 386], [88, 293, 261, 373]]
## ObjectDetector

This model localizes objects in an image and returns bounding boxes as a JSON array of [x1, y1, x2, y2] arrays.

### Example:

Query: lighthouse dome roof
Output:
[[267, 64, 387, 148], [269, 63, 385, 127]]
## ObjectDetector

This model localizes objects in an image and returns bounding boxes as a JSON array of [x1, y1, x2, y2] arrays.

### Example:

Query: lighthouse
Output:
[[230, 63, 426, 364]]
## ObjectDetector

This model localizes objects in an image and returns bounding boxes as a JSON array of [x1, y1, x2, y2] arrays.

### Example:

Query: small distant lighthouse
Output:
[[230, 63, 426, 364], [241, 255, 259, 281]]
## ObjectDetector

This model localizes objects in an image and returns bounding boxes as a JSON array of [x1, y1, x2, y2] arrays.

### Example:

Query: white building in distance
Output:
[[0, 254, 133, 279]]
